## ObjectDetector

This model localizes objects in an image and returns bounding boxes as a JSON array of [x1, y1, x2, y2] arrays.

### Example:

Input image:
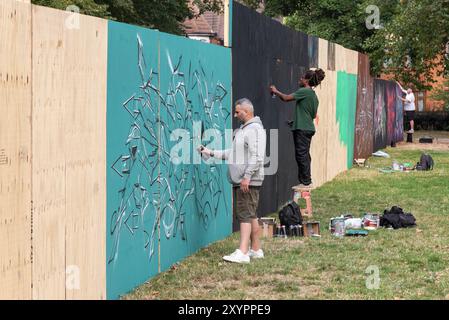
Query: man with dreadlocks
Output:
[[270, 68, 325, 189]]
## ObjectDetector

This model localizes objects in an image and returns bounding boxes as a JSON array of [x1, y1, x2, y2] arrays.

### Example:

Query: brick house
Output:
[[381, 54, 448, 112], [183, 3, 225, 45]]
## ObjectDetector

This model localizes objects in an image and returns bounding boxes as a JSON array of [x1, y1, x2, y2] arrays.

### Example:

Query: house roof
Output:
[[183, 1, 224, 40], [184, 14, 215, 36]]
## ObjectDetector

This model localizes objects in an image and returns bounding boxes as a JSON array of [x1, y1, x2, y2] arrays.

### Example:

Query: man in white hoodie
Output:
[[199, 98, 266, 263], [397, 81, 416, 133]]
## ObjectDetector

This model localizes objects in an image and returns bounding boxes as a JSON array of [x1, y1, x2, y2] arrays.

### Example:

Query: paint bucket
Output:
[[392, 160, 400, 171], [362, 213, 380, 230], [293, 189, 300, 203], [345, 218, 362, 229], [303, 221, 320, 237], [329, 217, 346, 237]]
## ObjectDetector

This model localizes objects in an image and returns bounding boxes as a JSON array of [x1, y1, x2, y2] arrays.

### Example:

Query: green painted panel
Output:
[[107, 22, 232, 299], [336, 71, 358, 169], [106, 21, 160, 300], [158, 32, 232, 272]]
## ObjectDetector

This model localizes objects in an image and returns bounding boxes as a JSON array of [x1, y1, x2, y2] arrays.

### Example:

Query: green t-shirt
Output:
[[292, 87, 319, 131]]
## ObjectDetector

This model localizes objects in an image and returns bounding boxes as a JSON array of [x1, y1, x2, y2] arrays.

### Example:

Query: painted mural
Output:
[[354, 54, 374, 160], [394, 85, 404, 142], [106, 21, 232, 299], [336, 71, 358, 169], [373, 79, 387, 151]]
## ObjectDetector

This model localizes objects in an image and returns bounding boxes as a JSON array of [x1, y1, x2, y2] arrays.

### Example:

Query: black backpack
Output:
[[380, 206, 416, 229], [416, 153, 434, 171], [279, 201, 302, 230]]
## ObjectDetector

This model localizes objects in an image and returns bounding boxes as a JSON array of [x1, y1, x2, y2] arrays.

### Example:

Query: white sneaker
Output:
[[223, 249, 250, 264], [249, 249, 264, 259], [298, 183, 313, 190]]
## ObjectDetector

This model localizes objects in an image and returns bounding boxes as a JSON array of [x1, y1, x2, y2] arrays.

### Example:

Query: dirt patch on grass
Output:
[[235, 274, 322, 299], [263, 238, 305, 251], [395, 140, 449, 151]]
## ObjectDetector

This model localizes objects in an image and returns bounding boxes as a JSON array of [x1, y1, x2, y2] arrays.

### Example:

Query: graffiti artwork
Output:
[[373, 80, 387, 151], [386, 81, 396, 145], [394, 85, 404, 142], [354, 54, 374, 159], [106, 23, 231, 299]]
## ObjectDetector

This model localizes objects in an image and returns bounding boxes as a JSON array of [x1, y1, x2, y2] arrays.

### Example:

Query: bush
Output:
[[406, 111, 449, 131]]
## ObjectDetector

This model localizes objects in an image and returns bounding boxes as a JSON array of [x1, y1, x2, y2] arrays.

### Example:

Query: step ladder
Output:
[[292, 186, 313, 217]]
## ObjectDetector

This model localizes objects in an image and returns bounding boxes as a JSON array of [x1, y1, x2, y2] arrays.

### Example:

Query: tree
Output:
[[240, 0, 449, 90], [32, 0, 224, 35], [430, 78, 449, 111], [32, 0, 110, 18], [364, 0, 449, 89], [237, 0, 399, 65]]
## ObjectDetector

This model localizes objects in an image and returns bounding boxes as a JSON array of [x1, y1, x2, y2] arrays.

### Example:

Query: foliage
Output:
[[32, 0, 224, 35], [32, 0, 110, 18], [240, 0, 449, 90], [430, 79, 449, 111]]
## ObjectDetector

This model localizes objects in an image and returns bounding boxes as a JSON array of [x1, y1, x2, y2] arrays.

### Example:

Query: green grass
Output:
[[124, 145, 449, 300]]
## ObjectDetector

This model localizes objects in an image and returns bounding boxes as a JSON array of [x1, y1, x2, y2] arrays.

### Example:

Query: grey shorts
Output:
[[234, 186, 260, 223]]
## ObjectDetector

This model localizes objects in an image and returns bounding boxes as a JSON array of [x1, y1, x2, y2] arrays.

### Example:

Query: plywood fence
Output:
[[233, 2, 404, 216], [1, 0, 231, 300], [1, 0, 404, 300], [0, 0, 32, 300]]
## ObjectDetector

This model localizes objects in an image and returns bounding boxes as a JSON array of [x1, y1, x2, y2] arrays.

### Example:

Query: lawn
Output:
[[124, 136, 449, 300]]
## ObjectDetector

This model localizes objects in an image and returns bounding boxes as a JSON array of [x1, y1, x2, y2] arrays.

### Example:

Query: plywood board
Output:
[[158, 32, 232, 273], [32, 5, 107, 299], [309, 39, 329, 187], [336, 71, 358, 169], [320, 70, 346, 182], [106, 21, 160, 300], [0, 0, 32, 300], [354, 53, 374, 160], [373, 79, 387, 151], [385, 80, 397, 146], [232, 2, 309, 214], [335, 44, 359, 75], [394, 84, 404, 143]]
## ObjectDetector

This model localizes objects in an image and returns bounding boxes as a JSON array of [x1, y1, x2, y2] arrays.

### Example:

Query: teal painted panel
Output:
[[106, 21, 160, 300], [229, 0, 233, 47], [336, 71, 358, 169], [158, 33, 232, 272], [107, 22, 232, 299]]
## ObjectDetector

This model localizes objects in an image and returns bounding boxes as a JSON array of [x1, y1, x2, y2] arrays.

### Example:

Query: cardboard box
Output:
[[302, 221, 320, 237], [258, 218, 276, 238]]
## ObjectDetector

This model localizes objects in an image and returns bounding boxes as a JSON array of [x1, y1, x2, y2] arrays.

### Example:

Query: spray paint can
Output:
[[281, 225, 287, 238]]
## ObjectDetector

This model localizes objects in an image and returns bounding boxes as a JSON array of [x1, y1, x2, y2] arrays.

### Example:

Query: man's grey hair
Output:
[[235, 98, 254, 114]]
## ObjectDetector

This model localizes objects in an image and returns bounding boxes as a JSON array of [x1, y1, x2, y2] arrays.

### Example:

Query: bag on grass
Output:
[[416, 153, 434, 171], [278, 201, 302, 231], [380, 206, 416, 229]]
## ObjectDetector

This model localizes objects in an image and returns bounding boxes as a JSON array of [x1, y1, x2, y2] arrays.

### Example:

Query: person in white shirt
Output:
[[397, 81, 416, 133]]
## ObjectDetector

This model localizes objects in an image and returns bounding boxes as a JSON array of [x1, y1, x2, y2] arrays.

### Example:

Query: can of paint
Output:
[[393, 160, 400, 171], [293, 190, 300, 203], [362, 213, 380, 230], [329, 217, 346, 237]]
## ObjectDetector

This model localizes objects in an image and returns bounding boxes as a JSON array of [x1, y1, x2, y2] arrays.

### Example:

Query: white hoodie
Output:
[[213, 116, 266, 186]]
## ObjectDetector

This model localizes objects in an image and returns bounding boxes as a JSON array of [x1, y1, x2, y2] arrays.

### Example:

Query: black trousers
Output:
[[292, 129, 315, 185]]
